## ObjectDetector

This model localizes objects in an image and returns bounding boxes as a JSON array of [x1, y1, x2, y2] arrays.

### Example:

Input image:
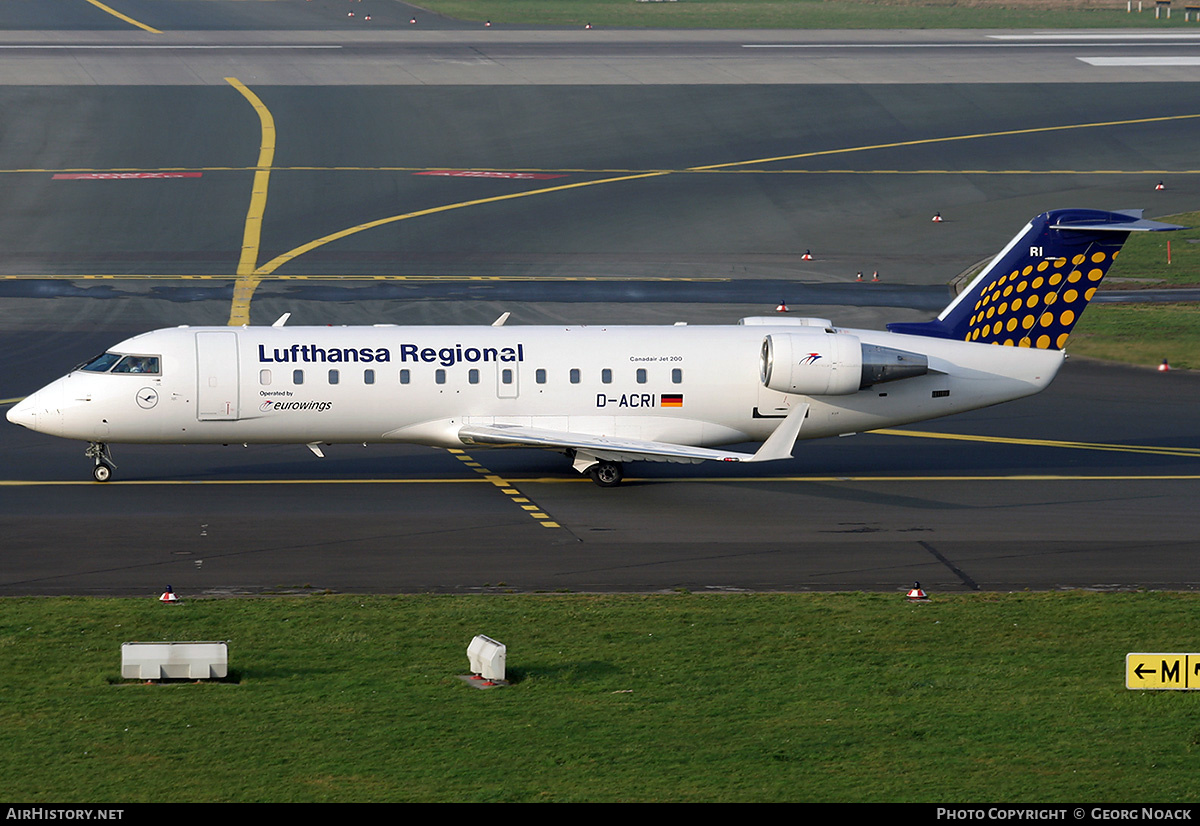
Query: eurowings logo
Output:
[[799, 352, 822, 365], [260, 400, 333, 413]]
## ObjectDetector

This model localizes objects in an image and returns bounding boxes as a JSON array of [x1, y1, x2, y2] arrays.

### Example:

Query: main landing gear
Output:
[[588, 460, 624, 488], [85, 442, 115, 483]]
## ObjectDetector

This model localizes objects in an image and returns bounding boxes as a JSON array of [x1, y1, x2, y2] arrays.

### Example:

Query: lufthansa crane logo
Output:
[[136, 388, 159, 409]]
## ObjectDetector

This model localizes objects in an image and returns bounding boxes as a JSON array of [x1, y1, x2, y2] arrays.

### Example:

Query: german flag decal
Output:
[[661, 394, 683, 408]]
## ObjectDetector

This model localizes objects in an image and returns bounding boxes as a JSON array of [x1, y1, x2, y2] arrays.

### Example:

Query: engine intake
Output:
[[761, 333, 928, 396]]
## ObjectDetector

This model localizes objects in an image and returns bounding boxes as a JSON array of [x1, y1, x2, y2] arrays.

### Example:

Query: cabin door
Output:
[[196, 331, 240, 420]]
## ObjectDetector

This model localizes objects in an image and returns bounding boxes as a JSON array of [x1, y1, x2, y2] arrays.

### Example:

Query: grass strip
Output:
[[415, 0, 1200, 30], [2, 592, 1198, 802]]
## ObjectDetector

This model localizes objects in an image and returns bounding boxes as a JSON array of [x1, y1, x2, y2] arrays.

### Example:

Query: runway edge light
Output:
[[464, 635, 508, 688], [906, 582, 930, 602]]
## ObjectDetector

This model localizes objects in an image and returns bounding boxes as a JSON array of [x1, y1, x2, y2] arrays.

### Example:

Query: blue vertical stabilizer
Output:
[[886, 209, 1183, 350]]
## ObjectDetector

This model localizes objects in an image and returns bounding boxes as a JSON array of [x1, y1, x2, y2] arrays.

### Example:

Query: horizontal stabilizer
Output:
[[1049, 210, 1185, 233]]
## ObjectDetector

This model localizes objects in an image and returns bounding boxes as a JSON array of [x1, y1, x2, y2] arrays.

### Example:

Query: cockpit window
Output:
[[80, 353, 123, 373], [111, 355, 160, 374], [80, 353, 161, 374]]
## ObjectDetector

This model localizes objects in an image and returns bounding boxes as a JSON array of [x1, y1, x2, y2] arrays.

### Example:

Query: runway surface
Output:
[[2, 3, 1200, 595]]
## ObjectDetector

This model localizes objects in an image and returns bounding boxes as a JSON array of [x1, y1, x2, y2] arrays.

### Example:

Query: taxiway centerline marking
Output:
[[207, 82, 1200, 324], [689, 113, 1200, 172], [245, 111, 1200, 290], [249, 171, 670, 281], [225, 77, 276, 327], [82, 0, 161, 34], [872, 428, 1200, 458]]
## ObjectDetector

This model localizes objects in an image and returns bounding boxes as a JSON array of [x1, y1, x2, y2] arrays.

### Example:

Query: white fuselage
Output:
[[10, 321, 1064, 452]]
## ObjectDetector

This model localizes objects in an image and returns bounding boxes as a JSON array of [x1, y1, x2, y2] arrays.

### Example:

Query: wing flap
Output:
[[458, 403, 808, 466], [460, 424, 744, 464]]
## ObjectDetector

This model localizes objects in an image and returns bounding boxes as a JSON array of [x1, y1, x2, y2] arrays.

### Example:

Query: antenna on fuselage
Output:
[[272, 313, 291, 328]]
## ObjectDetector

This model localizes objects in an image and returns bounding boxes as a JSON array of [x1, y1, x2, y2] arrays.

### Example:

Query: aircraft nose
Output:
[[6, 396, 37, 430]]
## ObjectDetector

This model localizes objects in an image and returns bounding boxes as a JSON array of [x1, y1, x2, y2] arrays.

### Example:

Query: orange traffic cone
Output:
[[871, 270, 880, 282], [856, 271, 863, 282], [1159, 359, 1171, 372], [1155, 181, 1165, 191], [932, 212, 944, 223], [159, 586, 179, 604], [801, 249, 813, 260], [776, 300, 788, 313]]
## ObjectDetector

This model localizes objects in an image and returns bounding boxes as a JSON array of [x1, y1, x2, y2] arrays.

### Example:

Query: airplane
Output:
[[6, 208, 1182, 487]]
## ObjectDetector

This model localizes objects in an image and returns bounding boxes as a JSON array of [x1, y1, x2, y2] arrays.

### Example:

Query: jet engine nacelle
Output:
[[760, 333, 929, 396]]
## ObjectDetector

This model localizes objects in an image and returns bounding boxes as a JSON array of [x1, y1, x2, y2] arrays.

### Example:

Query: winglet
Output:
[[748, 402, 809, 462]]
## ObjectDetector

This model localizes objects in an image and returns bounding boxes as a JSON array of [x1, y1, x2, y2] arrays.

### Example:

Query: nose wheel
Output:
[[85, 442, 116, 483]]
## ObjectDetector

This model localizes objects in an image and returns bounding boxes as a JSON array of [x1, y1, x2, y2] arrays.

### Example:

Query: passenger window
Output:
[[636, 368, 647, 384], [601, 368, 612, 384], [400, 369, 410, 385], [536, 368, 546, 384], [501, 368, 513, 385], [570, 368, 581, 384], [293, 369, 304, 385], [364, 369, 375, 385], [469, 369, 480, 385], [328, 369, 339, 385], [435, 369, 446, 385], [260, 369, 272, 386], [672, 368, 683, 384]]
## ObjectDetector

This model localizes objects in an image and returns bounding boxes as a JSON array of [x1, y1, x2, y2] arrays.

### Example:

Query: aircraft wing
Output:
[[458, 403, 809, 467]]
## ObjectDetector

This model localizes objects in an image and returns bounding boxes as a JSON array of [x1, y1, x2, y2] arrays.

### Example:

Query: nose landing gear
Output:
[[85, 442, 116, 482]]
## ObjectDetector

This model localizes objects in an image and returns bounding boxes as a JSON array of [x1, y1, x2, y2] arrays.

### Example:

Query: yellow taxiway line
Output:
[[225, 77, 276, 327], [83, 0, 162, 34], [207, 96, 1200, 322], [447, 449, 560, 528], [871, 428, 1200, 459]]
